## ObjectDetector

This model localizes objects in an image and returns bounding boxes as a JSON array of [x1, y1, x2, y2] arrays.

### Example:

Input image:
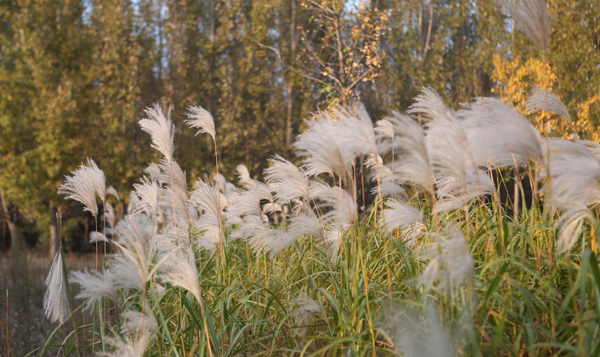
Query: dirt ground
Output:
[[0, 252, 100, 356]]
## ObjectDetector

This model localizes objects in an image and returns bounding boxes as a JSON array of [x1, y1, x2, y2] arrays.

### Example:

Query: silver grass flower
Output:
[[236, 164, 257, 189], [112, 215, 157, 288], [43, 251, 71, 324], [556, 207, 594, 253], [365, 154, 407, 199], [160, 186, 192, 221], [324, 226, 350, 261], [107, 186, 120, 201], [157, 158, 187, 192], [121, 308, 159, 335], [103, 202, 117, 234], [139, 104, 175, 162], [110, 254, 145, 291], [294, 293, 321, 336], [525, 85, 572, 122], [89, 231, 109, 244], [460, 98, 544, 167], [144, 163, 162, 181], [228, 184, 273, 219], [502, 0, 550, 52], [407, 87, 454, 122], [185, 106, 216, 141], [70, 269, 119, 311], [433, 168, 495, 213], [583, 140, 600, 160], [193, 213, 222, 250], [374, 119, 394, 139], [264, 155, 311, 204], [288, 211, 324, 239], [420, 226, 473, 292], [382, 200, 424, 234], [100, 330, 152, 357], [58, 159, 102, 217], [400, 221, 427, 248], [544, 138, 600, 210], [157, 246, 201, 303], [294, 103, 376, 180], [86, 158, 106, 203], [309, 181, 357, 227], [380, 112, 433, 194], [249, 227, 296, 256], [132, 176, 160, 217], [190, 179, 222, 217]]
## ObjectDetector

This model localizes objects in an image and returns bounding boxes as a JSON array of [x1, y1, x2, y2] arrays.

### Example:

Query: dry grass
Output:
[[0, 251, 97, 356]]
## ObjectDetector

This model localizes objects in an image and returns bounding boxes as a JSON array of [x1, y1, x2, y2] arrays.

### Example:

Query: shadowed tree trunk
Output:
[[0, 189, 25, 254], [49, 202, 60, 257]]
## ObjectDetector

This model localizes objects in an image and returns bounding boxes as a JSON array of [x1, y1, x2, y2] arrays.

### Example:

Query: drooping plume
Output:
[[58, 158, 105, 217], [185, 106, 216, 141], [139, 104, 175, 162], [43, 251, 71, 324], [525, 85, 572, 122], [501, 0, 550, 52]]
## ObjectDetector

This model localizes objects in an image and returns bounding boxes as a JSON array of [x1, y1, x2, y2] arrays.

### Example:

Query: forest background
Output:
[[0, 0, 598, 257]]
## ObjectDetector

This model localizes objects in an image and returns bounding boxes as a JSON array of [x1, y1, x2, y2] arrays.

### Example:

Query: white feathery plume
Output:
[[309, 181, 357, 227], [288, 211, 324, 239], [381, 112, 433, 195], [121, 308, 159, 335], [249, 227, 296, 256], [103, 202, 117, 234], [583, 140, 600, 160], [190, 179, 222, 217], [139, 104, 175, 162], [144, 163, 162, 181], [543, 138, 600, 210], [58, 160, 100, 217], [264, 155, 311, 204], [132, 176, 160, 217], [157, 158, 187, 192], [501, 0, 550, 52], [407, 87, 454, 122], [229, 215, 268, 242], [420, 225, 473, 292], [365, 154, 407, 199], [107, 186, 120, 201], [236, 164, 257, 189], [157, 246, 201, 303], [193, 213, 222, 251], [110, 254, 145, 291], [228, 183, 273, 219], [100, 330, 152, 357], [70, 269, 119, 311], [525, 85, 572, 122], [400, 221, 427, 248], [433, 167, 495, 213], [185, 106, 216, 141], [112, 215, 156, 288], [555, 207, 593, 254], [423, 105, 471, 185], [86, 158, 106, 203], [323, 225, 350, 261], [374, 119, 394, 139], [43, 251, 71, 324], [294, 293, 321, 336], [90, 231, 109, 244], [161, 186, 193, 222], [460, 98, 544, 167], [294, 103, 376, 180], [382, 200, 424, 234]]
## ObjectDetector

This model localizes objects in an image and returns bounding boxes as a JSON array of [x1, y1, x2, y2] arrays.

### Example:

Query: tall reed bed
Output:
[[35, 80, 600, 356]]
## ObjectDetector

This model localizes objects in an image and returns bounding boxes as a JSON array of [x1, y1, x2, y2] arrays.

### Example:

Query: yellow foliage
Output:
[[491, 55, 567, 136], [492, 55, 599, 141]]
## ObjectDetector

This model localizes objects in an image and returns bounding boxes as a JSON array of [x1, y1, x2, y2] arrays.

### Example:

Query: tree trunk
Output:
[[285, 0, 297, 148], [0, 189, 25, 254], [49, 203, 60, 257]]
